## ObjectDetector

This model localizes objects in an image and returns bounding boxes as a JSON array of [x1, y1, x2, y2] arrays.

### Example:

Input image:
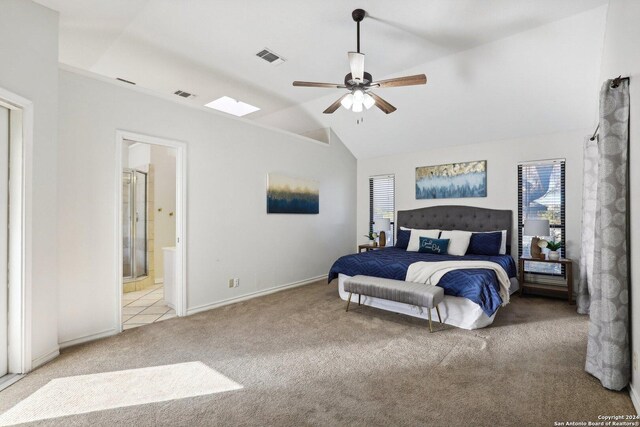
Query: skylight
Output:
[[204, 96, 260, 117]]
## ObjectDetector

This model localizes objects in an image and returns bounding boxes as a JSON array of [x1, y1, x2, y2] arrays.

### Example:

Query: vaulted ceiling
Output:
[[36, 0, 608, 158]]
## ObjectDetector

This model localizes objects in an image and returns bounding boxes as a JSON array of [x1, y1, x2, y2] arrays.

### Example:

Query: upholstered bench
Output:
[[344, 275, 444, 332]]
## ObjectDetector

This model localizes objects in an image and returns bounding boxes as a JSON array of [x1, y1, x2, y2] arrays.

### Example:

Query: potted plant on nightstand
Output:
[[539, 239, 562, 260], [364, 232, 378, 247]]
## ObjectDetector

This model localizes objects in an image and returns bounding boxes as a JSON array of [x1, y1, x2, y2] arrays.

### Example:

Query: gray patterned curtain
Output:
[[584, 79, 630, 391], [576, 137, 598, 314]]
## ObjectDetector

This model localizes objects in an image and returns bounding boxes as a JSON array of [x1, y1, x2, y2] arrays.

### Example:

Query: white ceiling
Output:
[[36, 0, 608, 157], [257, 5, 608, 158]]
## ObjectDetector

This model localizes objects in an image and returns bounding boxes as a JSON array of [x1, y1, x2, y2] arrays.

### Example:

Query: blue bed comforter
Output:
[[328, 247, 517, 317]]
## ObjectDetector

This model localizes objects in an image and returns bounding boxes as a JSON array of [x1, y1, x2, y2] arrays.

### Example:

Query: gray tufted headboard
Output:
[[397, 205, 513, 253]]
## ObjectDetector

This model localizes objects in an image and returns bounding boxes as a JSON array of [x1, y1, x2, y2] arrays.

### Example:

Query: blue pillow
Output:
[[396, 228, 411, 249], [467, 231, 502, 256], [418, 237, 450, 254]]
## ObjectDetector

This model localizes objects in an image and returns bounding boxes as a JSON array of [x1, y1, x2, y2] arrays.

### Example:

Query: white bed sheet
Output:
[[338, 273, 519, 330]]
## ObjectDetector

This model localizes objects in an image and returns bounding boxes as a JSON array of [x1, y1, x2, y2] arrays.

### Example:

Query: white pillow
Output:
[[474, 230, 507, 254], [407, 229, 441, 252], [439, 230, 472, 256]]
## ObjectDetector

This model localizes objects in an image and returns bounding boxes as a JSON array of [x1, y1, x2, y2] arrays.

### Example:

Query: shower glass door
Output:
[[123, 173, 132, 278], [123, 169, 147, 281], [133, 170, 147, 278]]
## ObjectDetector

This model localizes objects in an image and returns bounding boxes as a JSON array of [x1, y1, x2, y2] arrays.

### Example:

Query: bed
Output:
[[328, 205, 519, 330]]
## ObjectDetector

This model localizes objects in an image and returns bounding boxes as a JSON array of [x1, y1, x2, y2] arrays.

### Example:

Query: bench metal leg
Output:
[[346, 292, 352, 312], [427, 309, 433, 333], [358, 294, 361, 306], [435, 304, 442, 324]]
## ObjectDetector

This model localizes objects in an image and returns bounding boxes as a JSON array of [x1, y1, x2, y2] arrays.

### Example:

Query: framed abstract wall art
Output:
[[267, 173, 319, 214], [415, 160, 487, 199]]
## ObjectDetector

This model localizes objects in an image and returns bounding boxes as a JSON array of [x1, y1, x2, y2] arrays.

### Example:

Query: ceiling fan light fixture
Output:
[[292, 9, 427, 115], [341, 93, 354, 109], [351, 89, 365, 112], [363, 93, 375, 109]]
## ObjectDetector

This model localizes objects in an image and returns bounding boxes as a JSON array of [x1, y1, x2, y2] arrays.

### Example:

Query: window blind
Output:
[[369, 175, 395, 245], [517, 159, 566, 276]]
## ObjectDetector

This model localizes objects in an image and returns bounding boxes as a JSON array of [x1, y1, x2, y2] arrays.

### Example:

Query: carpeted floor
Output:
[[0, 280, 634, 426]]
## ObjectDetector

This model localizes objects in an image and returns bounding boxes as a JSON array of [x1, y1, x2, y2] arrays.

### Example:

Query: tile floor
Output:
[[122, 284, 176, 330]]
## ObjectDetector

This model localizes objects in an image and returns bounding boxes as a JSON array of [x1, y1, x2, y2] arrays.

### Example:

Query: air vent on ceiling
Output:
[[256, 48, 286, 65], [116, 77, 136, 85], [174, 90, 196, 99]]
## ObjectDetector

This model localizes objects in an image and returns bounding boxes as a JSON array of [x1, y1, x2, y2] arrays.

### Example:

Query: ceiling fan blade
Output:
[[368, 92, 397, 114], [323, 94, 349, 114], [371, 74, 427, 88], [348, 52, 365, 83], [293, 81, 345, 88]]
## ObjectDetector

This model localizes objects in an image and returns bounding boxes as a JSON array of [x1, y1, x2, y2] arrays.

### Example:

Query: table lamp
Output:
[[523, 219, 550, 260], [373, 218, 391, 247]]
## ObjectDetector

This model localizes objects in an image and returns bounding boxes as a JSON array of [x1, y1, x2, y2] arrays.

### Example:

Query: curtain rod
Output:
[[610, 75, 630, 88], [589, 76, 630, 141]]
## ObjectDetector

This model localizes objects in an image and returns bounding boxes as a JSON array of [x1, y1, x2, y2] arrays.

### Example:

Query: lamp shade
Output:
[[523, 219, 550, 237], [340, 93, 354, 109], [373, 218, 391, 232], [363, 93, 375, 109]]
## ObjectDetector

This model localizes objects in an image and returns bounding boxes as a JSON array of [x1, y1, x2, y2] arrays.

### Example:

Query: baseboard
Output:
[[31, 347, 60, 370], [0, 374, 24, 392], [630, 383, 640, 414], [187, 275, 324, 316], [59, 328, 118, 350], [154, 278, 163, 284]]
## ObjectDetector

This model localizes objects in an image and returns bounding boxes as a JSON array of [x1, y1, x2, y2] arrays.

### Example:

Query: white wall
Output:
[[150, 145, 176, 281], [0, 1, 59, 367], [57, 68, 356, 345], [357, 129, 586, 265], [598, 0, 640, 409]]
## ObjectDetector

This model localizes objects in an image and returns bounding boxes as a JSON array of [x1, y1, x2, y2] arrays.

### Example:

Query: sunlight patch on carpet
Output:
[[0, 361, 242, 425]]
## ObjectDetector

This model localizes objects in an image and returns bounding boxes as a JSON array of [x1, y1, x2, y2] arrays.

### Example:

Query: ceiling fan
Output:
[[292, 8, 427, 115]]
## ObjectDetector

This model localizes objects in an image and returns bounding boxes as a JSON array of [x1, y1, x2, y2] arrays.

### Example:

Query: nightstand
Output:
[[358, 244, 387, 253], [518, 257, 574, 304]]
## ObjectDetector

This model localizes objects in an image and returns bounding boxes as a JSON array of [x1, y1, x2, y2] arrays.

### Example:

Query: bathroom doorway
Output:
[[116, 132, 186, 332]]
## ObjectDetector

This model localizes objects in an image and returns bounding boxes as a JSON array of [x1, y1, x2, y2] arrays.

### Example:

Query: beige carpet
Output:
[[0, 281, 634, 426], [0, 362, 242, 425]]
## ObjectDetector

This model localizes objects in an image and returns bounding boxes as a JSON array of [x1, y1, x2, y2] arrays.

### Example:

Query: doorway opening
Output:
[[0, 87, 32, 387], [0, 103, 8, 382], [116, 132, 186, 332]]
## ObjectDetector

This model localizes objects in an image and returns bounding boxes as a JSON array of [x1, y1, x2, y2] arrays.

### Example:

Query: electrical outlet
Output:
[[228, 279, 234, 288], [634, 351, 638, 371], [228, 278, 239, 288]]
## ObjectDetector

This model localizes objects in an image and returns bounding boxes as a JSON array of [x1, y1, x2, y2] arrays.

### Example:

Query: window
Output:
[[518, 159, 566, 276], [369, 175, 395, 245]]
